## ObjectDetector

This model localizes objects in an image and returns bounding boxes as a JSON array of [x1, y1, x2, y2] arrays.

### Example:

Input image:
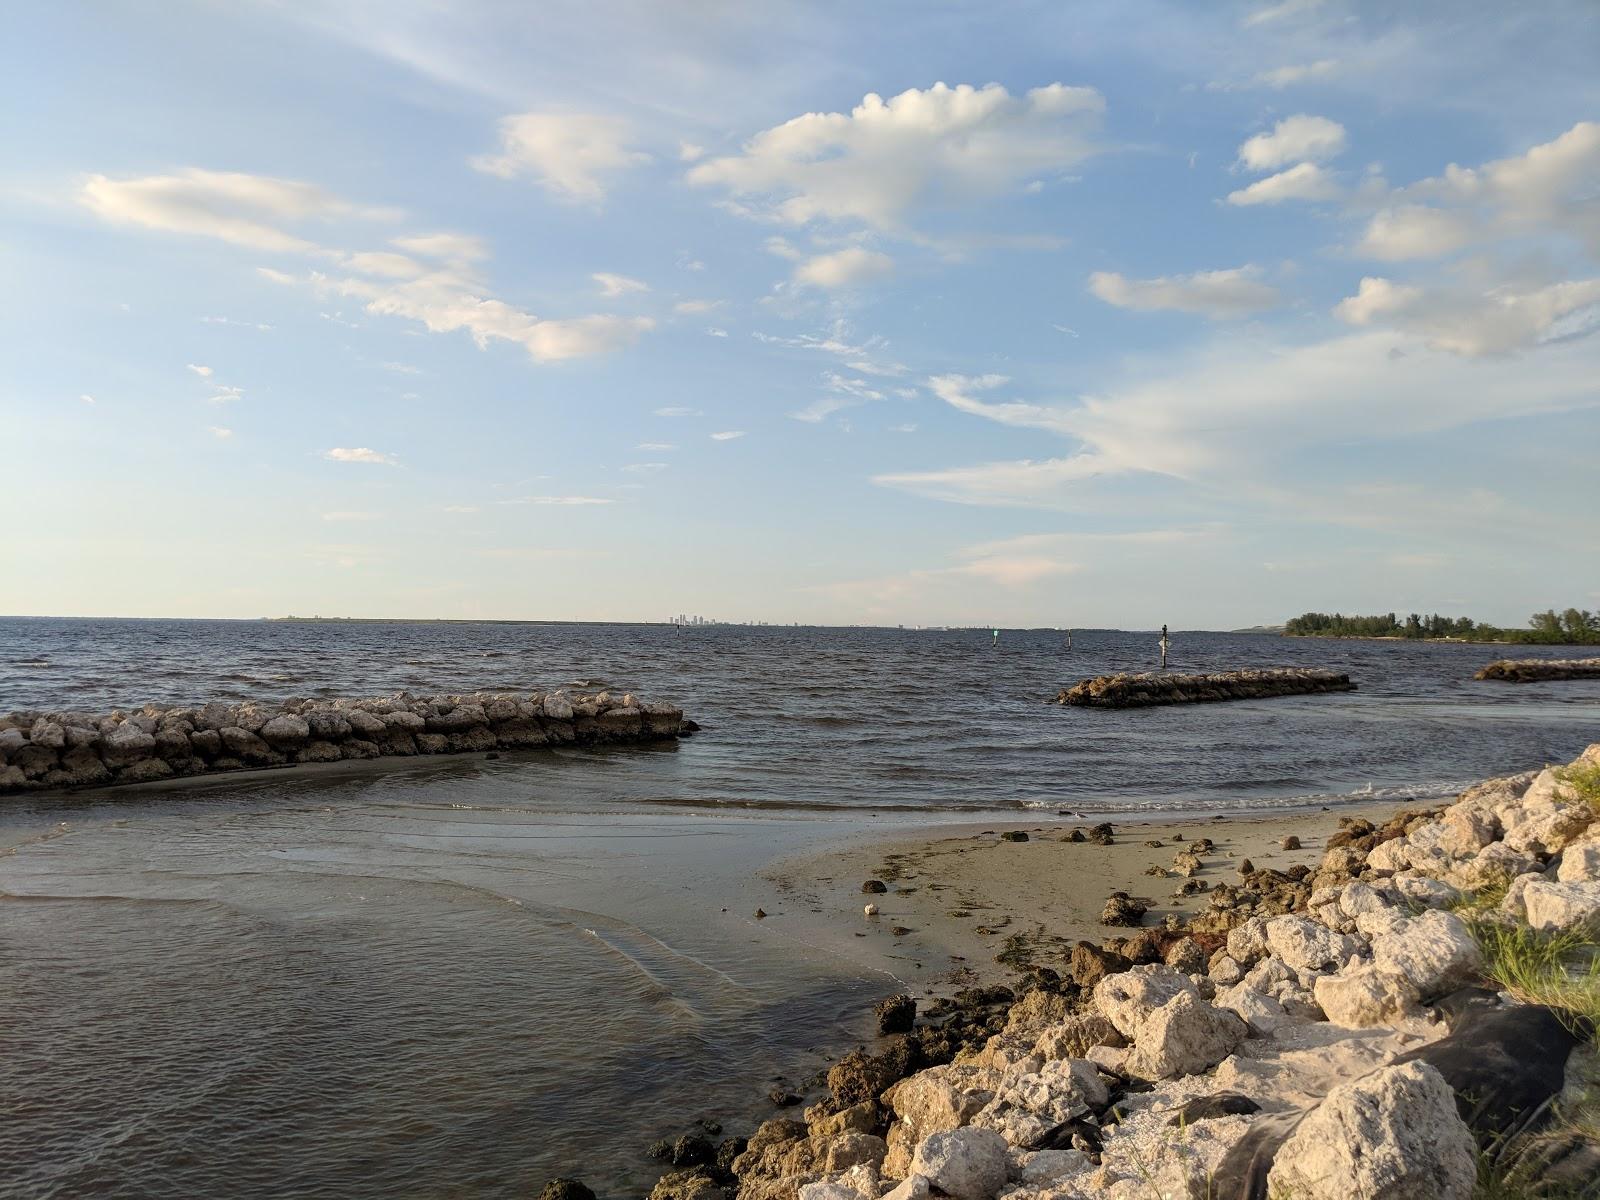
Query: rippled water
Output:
[[1, 618, 1597, 1196]]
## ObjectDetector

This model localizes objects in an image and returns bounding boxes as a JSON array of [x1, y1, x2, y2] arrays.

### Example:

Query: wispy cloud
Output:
[[710, 430, 745, 441], [323, 446, 397, 465]]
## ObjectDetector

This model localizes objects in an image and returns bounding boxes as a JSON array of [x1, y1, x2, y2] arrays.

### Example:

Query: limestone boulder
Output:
[[259, 714, 311, 746], [29, 720, 66, 750], [344, 708, 387, 737], [1031, 1013, 1123, 1061], [909, 1127, 1008, 1200], [1557, 834, 1600, 883], [1126, 990, 1248, 1079], [1225, 916, 1269, 968], [1265, 914, 1363, 972], [887, 1067, 992, 1143], [1370, 909, 1481, 1000], [1365, 837, 1411, 874], [543, 692, 575, 720], [1265, 1061, 1475, 1199], [1314, 963, 1421, 1028], [1093, 964, 1197, 1039], [1214, 981, 1291, 1035], [1521, 879, 1600, 935], [380, 710, 427, 733]]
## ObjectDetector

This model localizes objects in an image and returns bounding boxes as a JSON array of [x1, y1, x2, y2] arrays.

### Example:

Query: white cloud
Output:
[[206, 425, 232, 439], [342, 250, 424, 278], [272, 264, 655, 363], [765, 236, 803, 261], [392, 232, 489, 263], [207, 385, 243, 404], [688, 81, 1104, 231], [1357, 205, 1477, 260], [321, 510, 380, 521], [324, 446, 397, 464], [710, 430, 745, 440], [496, 495, 614, 505], [1243, 0, 1323, 26], [623, 462, 668, 473], [1089, 267, 1280, 317], [1357, 122, 1600, 260], [706, 327, 729, 337], [636, 442, 677, 450], [794, 247, 895, 288], [673, 299, 722, 314], [790, 371, 887, 422], [1237, 115, 1347, 171], [79, 394, 95, 405], [654, 406, 702, 416], [1256, 60, 1339, 88], [875, 332, 1600, 507], [443, 505, 480, 513], [1335, 275, 1600, 356], [472, 112, 648, 202], [186, 363, 213, 378], [1226, 162, 1342, 205], [81, 168, 393, 253], [679, 142, 705, 162], [200, 316, 274, 330], [593, 272, 648, 297]]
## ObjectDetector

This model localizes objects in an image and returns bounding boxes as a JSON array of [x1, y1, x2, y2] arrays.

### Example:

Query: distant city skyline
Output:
[[4, 2, 1598, 628]]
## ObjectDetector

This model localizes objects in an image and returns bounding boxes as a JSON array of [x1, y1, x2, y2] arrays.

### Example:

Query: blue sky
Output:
[[4, 1, 1598, 626]]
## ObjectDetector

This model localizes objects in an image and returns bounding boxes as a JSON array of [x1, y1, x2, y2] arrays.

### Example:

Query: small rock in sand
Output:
[[1001, 831, 1029, 842], [1282, 835, 1301, 850], [862, 880, 889, 894]]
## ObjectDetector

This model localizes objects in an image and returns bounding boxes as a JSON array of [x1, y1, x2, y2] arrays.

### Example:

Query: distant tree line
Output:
[[1284, 608, 1600, 644]]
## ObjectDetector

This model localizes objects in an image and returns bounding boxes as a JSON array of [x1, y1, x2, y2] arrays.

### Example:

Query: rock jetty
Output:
[[1057, 668, 1356, 708], [634, 742, 1600, 1200], [1476, 657, 1600, 682], [0, 689, 689, 795]]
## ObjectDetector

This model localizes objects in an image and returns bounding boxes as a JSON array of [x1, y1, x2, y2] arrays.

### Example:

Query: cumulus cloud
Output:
[[186, 363, 213, 378], [472, 112, 648, 202], [81, 168, 393, 253], [323, 446, 397, 464], [593, 272, 648, 296], [1237, 115, 1347, 171], [794, 247, 894, 288], [688, 81, 1104, 231], [1226, 162, 1342, 205], [1088, 267, 1280, 317], [1335, 275, 1600, 355], [1357, 121, 1600, 260]]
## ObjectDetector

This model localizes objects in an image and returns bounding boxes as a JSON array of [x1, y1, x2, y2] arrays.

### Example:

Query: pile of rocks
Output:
[[643, 742, 1600, 1200], [0, 689, 689, 794], [1477, 657, 1600, 682], [1057, 669, 1356, 708]]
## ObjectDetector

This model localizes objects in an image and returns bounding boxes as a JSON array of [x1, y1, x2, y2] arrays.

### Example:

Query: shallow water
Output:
[[1, 619, 1596, 1196]]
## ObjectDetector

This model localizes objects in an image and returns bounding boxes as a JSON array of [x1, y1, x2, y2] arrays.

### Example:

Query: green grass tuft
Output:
[[1468, 919, 1600, 1036], [1555, 761, 1600, 813]]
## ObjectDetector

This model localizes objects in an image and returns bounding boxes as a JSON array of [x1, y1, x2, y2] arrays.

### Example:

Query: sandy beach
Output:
[[760, 803, 1403, 996]]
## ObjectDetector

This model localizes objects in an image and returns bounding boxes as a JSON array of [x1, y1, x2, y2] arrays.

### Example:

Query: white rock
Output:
[[1265, 915, 1363, 972], [1127, 989, 1247, 1079], [1093, 964, 1196, 1039], [1208, 953, 1243, 986], [1225, 917, 1269, 967], [1215, 981, 1291, 1035], [1370, 909, 1481, 1000], [878, 1175, 929, 1200], [889, 1067, 993, 1142], [1314, 963, 1421, 1027], [1437, 804, 1498, 856], [1265, 1061, 1476, 1199], [799, 1184, 866, 1200], [1338, 881, 1391, 919], [259, 714, 310, 745], [1013, 1148, 1091, 1185], [1446, 841, 1541, 891], [1557, 833, 1600, 883], [1503, 795, 1594, 856], [1390, 874, 1464, 909], [1522, 879, 1600, 935], [1355, 907, 1410, 941], [1366, 838, 1411, 874], [993, 1057, 1107, 1121], [910, 1127, 1009, 1200]]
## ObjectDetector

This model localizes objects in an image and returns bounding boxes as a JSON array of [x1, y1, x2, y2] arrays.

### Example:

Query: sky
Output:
[[3, 0, 1598, 628]]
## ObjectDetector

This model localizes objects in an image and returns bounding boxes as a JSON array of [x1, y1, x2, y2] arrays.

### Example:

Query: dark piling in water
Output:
[[1056, 668, 1356, 708]]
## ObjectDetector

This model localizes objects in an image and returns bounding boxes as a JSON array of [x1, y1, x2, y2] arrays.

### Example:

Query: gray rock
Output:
[[1265, 1061, 1476, 1199], [259, 714, 311, 746], [910, 1127, 1009, 1200]]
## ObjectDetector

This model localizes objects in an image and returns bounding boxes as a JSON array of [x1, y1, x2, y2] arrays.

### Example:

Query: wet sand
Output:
[[760, 804, 1404, 995]]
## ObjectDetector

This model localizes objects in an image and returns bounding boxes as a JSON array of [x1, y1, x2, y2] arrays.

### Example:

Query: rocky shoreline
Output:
[[0, 689, 690, 795], [587, 742, 1600, 1200], [1477, 658, 1600, 683], [1056, 669, 1356, 708]]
